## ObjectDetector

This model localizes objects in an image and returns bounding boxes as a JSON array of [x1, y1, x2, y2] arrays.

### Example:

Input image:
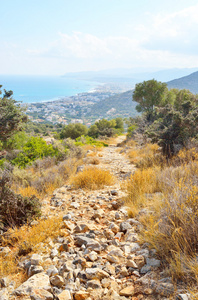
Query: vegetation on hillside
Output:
[[167, 70, 198, 94], [124, 79, 198, 289], [0, 86, 27, 143]]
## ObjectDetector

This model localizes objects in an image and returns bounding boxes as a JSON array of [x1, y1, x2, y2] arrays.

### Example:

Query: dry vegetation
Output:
[[128, 142, 166, 169], [12, 157, 81, 198], [0, 215, 63, 280], [70, 166, 114, 190], [125, 141, 198, 287]]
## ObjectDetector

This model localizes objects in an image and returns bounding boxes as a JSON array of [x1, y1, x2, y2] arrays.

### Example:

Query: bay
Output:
[[0, 75, 99, 104]]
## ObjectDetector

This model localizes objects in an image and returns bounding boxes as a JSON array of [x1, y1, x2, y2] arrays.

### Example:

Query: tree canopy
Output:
[[132, 80, 198, 157], [133, 79, 168, 116], [60, 123, 88, 140], [0, 86, 27, 142]]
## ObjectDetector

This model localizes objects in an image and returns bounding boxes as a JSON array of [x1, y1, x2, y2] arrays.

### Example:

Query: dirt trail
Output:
[[7, 136, 176, 300], [98, 136, 134, 180]]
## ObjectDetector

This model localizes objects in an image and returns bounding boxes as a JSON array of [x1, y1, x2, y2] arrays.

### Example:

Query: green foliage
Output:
[[115, 117, 124, 131], [133, 79, 198, 158], [6, 131, 30, 150], [133, 79, 168, 116], [0, 158, 6, 169], [127, 125, 137, 138], [24, 121, 63, 136], [60, 123, 88, 139], [88, 118, 124, 138], [88, 125, 98, 138], [0, 86, 27, 142], [0, 170, 41, 229], [147, 101, 198, 157], [12, 136, 58, 167], [75, 135, 108, 147]]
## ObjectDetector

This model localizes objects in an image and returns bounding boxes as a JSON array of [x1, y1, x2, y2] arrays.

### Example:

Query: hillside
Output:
[[167, 71, 198, 94], [85, 90, 138, 120]]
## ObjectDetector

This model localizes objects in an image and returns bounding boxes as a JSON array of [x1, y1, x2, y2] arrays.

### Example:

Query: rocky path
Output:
[[3, 137, 182, 300]]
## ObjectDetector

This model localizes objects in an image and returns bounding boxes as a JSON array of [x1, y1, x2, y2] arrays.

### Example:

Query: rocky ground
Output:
[[0, 137, 190, 300]]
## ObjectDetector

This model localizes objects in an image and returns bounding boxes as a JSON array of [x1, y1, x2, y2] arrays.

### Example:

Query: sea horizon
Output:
[[0, 75, 101, 104]]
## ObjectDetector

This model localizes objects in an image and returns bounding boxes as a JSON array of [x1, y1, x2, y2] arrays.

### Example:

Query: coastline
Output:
[[0, 75, 102, 104]]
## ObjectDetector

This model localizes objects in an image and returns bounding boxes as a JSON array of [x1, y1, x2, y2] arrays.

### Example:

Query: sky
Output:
[[1, 0, 198, 75]]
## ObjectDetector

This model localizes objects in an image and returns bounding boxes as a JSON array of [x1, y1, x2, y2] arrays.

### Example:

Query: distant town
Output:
[[25, 83, 133, 126]]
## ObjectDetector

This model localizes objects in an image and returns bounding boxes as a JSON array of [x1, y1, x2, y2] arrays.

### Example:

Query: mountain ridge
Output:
[[167, 71, 198, 94]]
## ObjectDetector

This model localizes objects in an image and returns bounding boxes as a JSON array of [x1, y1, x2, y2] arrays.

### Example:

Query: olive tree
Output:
[[0, 86, 27, 142]]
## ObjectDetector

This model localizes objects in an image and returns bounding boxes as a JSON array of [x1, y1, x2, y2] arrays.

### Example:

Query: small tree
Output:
[[88, 125, 99, 138], [0, 86, 27, 142], [115, 117, 124, 134], [60, 123, 88, 140], [133, 79, 168, 119], [146, 101, 198, 157]]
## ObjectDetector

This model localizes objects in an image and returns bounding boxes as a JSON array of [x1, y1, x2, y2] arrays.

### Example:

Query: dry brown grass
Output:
[[125, 167, 160, 207], [17, 186, 40, 198], [128, 143, 164, 169], [87, 157, 100, 165], [12, 158, 80, 198], [125, 138, 198, 285], [0, 216, 63, 279], [70, 166, 114, 190], [87, 151, 97, 157]]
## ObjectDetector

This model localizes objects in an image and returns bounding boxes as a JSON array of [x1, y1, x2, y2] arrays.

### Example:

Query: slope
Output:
[[85, 90, 138, 120], [167, 71, 198, 94]]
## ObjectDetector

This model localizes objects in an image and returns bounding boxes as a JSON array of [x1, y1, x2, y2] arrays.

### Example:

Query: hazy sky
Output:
[[1, 0, 198, 75]]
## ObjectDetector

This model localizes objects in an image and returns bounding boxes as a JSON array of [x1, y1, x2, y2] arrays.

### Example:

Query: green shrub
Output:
[[12, 136, 58, 167], [75, 135, 108, 147], [60, 123, 88, 139], [6, 131, 30, 150], [88, 118, 124, 138]]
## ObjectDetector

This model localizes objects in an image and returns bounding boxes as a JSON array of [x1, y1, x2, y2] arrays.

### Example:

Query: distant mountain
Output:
[[167, 71, 198, 94], [85, 90, 138, 120], [63, 68, 198, 86]]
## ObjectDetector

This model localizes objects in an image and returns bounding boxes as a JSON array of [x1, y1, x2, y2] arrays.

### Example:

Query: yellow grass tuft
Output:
[[128, 143, 164, 169], [0, 216, 63, 280], [17, 186, 40, 198], [87, 157, 100, 165], [137, 161, 198, 283], [71, 166, 114, 190], [125, 167, 160, 206]]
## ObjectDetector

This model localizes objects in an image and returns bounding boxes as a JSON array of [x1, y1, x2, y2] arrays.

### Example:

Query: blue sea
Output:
[[0, 75, 100, 104]]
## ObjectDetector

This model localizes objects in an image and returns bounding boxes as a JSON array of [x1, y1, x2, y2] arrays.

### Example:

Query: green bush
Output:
[[12, 136, 58, 167], [5, 131, 30, 150], [60, 123, 88, 139], [88, 118, 124, 138], [75, 135, 108, 147]]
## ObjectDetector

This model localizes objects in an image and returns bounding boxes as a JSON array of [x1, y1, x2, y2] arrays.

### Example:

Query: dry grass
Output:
[[87, 157, 100, 165], [125, 167, 160, 207], [87, 151, 97, 157], [128, 143, 165, 169], [17, 186, 40, 198], [125, 138, 198, 285], [12, 158, 80, 198], [70, 166, 114, 190], [171, 147, 198, 166], [0, 216, 63, 279]]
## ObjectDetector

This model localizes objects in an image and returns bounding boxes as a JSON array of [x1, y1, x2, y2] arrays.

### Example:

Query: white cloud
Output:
[[25, 27, 198, 73], [2, 4, 198, 74], [138, 4, 198, 54]]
